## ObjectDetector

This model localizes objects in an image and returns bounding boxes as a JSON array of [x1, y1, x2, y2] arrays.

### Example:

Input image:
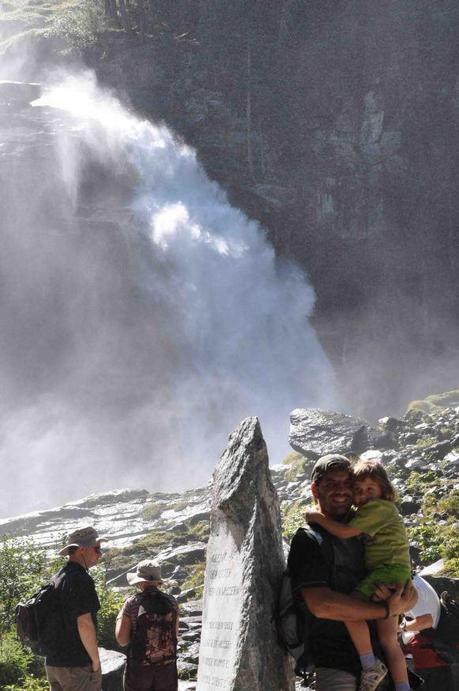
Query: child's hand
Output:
[[304, 510, 325, 524]]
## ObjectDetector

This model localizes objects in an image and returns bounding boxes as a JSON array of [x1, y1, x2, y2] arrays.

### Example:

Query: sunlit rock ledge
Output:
[[0, 486, 210, 552]]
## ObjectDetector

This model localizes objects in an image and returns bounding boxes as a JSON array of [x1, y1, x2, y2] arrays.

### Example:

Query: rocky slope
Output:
[[3, 1, 458, 418], [1, 401, 458, 684]]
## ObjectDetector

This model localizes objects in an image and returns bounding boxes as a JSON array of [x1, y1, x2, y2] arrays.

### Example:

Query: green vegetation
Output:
[[404, 473, 459, 576], [282, 451, 312, 482], [0, 538, 125, 688], [406, 389, 459, 414], [142, 503, 166, 521], [47, 0, 104, 49], [0, 0, 105, 56], [281, 499, 310, 541], [181, 562, 206, 598]]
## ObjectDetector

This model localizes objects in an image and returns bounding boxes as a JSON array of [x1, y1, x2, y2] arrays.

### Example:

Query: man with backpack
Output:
[[115, 559, 179, 691], [45, 526, 107, 690], [287, 454, 418, 690]]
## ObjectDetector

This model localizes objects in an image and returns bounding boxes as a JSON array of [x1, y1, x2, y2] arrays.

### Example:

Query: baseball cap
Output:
[[310, 454, 351, 484]]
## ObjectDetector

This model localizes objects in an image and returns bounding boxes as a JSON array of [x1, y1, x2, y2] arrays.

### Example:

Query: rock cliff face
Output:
[[76, 1, 459, 419], [2, 3, 459, 416]]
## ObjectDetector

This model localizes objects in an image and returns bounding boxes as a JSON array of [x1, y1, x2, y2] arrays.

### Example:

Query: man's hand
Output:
[[385, 585, 405, 616], [373, 580, 418, 614], [92, 659, 100, 673]]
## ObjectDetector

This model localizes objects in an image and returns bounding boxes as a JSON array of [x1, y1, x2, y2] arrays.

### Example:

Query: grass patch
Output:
[[282, 451, 314, 482], [181, 562, 206, 598], [281, 498, 310, 541]]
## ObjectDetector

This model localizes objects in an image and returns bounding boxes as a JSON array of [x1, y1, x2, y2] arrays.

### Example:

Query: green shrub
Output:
[[0, 630, 33, 687], [0, 538, 56, 633], [4, 677, 49, 690], [92, 568, 125, 650], [281, 499, 310, 541], [46, 0, 105, 49]]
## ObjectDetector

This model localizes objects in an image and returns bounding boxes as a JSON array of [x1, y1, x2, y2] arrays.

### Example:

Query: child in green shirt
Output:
[[306, 459, 411, 691]]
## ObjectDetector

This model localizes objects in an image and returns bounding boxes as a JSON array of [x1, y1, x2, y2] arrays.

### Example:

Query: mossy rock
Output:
[[406, 389, 459, 414], [282, 451, 315, 482], [180, 562, 205, 598]]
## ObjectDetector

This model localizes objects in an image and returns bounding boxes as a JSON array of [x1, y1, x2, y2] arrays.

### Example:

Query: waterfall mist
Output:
[[0, 72, 335, 517]]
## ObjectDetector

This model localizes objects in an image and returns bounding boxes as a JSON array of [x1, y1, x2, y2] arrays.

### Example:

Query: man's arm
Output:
[[305, 511, 363, 539], [402, 613, 433, 632], [302, 585, 405, 621], [77, 613, 100, 672], [115, 610, 131, 647]]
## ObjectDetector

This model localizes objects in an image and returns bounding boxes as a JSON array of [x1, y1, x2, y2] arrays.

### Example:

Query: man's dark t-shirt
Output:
[[288, 525, 382, 677], [46, 561, 100, 667]]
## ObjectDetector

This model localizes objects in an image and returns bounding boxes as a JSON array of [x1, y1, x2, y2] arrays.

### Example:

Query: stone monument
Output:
[[196, 417, 294, 691]]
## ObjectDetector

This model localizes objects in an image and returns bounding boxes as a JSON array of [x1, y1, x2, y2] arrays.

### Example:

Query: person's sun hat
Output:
[[59, 526, 108, 556], [311, 454, 352, 484], [126, 559, 162, 585]]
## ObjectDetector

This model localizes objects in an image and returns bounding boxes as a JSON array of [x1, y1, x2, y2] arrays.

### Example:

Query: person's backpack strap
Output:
[[277, 526, 337, 680]]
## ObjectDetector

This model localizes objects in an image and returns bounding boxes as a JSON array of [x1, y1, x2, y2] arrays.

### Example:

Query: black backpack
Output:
[[130, 589, 178, 666], [276, 526, 339, 680], [15, 572, 64, 656], [424, 592, 459, 664], [276, 570, 312, 680]]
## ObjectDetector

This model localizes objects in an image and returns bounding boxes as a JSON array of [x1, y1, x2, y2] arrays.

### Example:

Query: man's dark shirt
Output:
[[46, 561, 100, 667], [288, 525, 382, 677]]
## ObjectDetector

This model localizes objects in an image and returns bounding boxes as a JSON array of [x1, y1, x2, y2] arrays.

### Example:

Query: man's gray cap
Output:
[[59, 526, 108, 556], [310, 454, 351, 484], [127, 559, 162, 586]]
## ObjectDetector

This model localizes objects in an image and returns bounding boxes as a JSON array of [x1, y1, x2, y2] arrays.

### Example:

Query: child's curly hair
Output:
[[353, 458, 396, 502]]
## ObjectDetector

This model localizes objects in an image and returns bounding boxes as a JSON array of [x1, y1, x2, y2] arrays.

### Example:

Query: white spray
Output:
[[0, 72, 335, 516]]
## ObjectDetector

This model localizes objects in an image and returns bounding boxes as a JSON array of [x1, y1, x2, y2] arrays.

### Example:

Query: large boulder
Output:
[[289, 408, 392, 458], [100, 648, 126, 690], [196, 417, 294, 691]]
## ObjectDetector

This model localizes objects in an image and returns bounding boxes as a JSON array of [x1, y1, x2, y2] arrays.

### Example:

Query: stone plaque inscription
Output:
[[196, 521, 243, 690]]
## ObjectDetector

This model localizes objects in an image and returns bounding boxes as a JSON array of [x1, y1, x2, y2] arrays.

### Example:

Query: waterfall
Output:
[[0, 72, 335, 516]]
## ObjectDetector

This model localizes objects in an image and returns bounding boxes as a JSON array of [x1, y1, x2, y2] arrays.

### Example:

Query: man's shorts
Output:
[[356, 563, 411, 599], [45, 663, 102, 690]]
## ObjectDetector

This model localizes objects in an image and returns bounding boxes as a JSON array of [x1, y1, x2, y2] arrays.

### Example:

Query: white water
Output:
[[0, 72, 335, 516]]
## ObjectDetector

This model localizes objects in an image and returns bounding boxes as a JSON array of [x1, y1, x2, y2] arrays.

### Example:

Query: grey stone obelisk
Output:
[[196, 417, 295, 691]]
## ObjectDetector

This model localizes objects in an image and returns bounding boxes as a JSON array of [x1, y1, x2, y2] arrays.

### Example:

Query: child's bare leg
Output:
[[345, 620, 373, 659], [376, 616, 409, 690]]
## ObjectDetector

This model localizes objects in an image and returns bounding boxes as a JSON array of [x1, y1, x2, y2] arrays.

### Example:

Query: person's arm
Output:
[[401, 613, 433, 633], [305, 511, 363, 539], [115, 609, 132, 647], [302, 584, 404, 621], [77, 613, 100, 672]]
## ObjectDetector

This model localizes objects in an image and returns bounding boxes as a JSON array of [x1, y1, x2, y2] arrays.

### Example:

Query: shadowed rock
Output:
[[100, 647, 125, 690], [196, 417, 294, 691], [289, 408, 394, 457]]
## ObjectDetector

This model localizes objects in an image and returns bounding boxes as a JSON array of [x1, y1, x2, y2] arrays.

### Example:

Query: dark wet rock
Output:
[[0, 80, 41, 107], [423, 576, 459, 601], [399, 497, 421, 516], [378, 417, 405, 432], [177, 661, 199, 681], [289, 408, 387, 458], [423, 440, 452, 459]]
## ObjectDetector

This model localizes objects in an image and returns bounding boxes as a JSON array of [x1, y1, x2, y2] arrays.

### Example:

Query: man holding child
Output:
[[288, 454, 418, 691]]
